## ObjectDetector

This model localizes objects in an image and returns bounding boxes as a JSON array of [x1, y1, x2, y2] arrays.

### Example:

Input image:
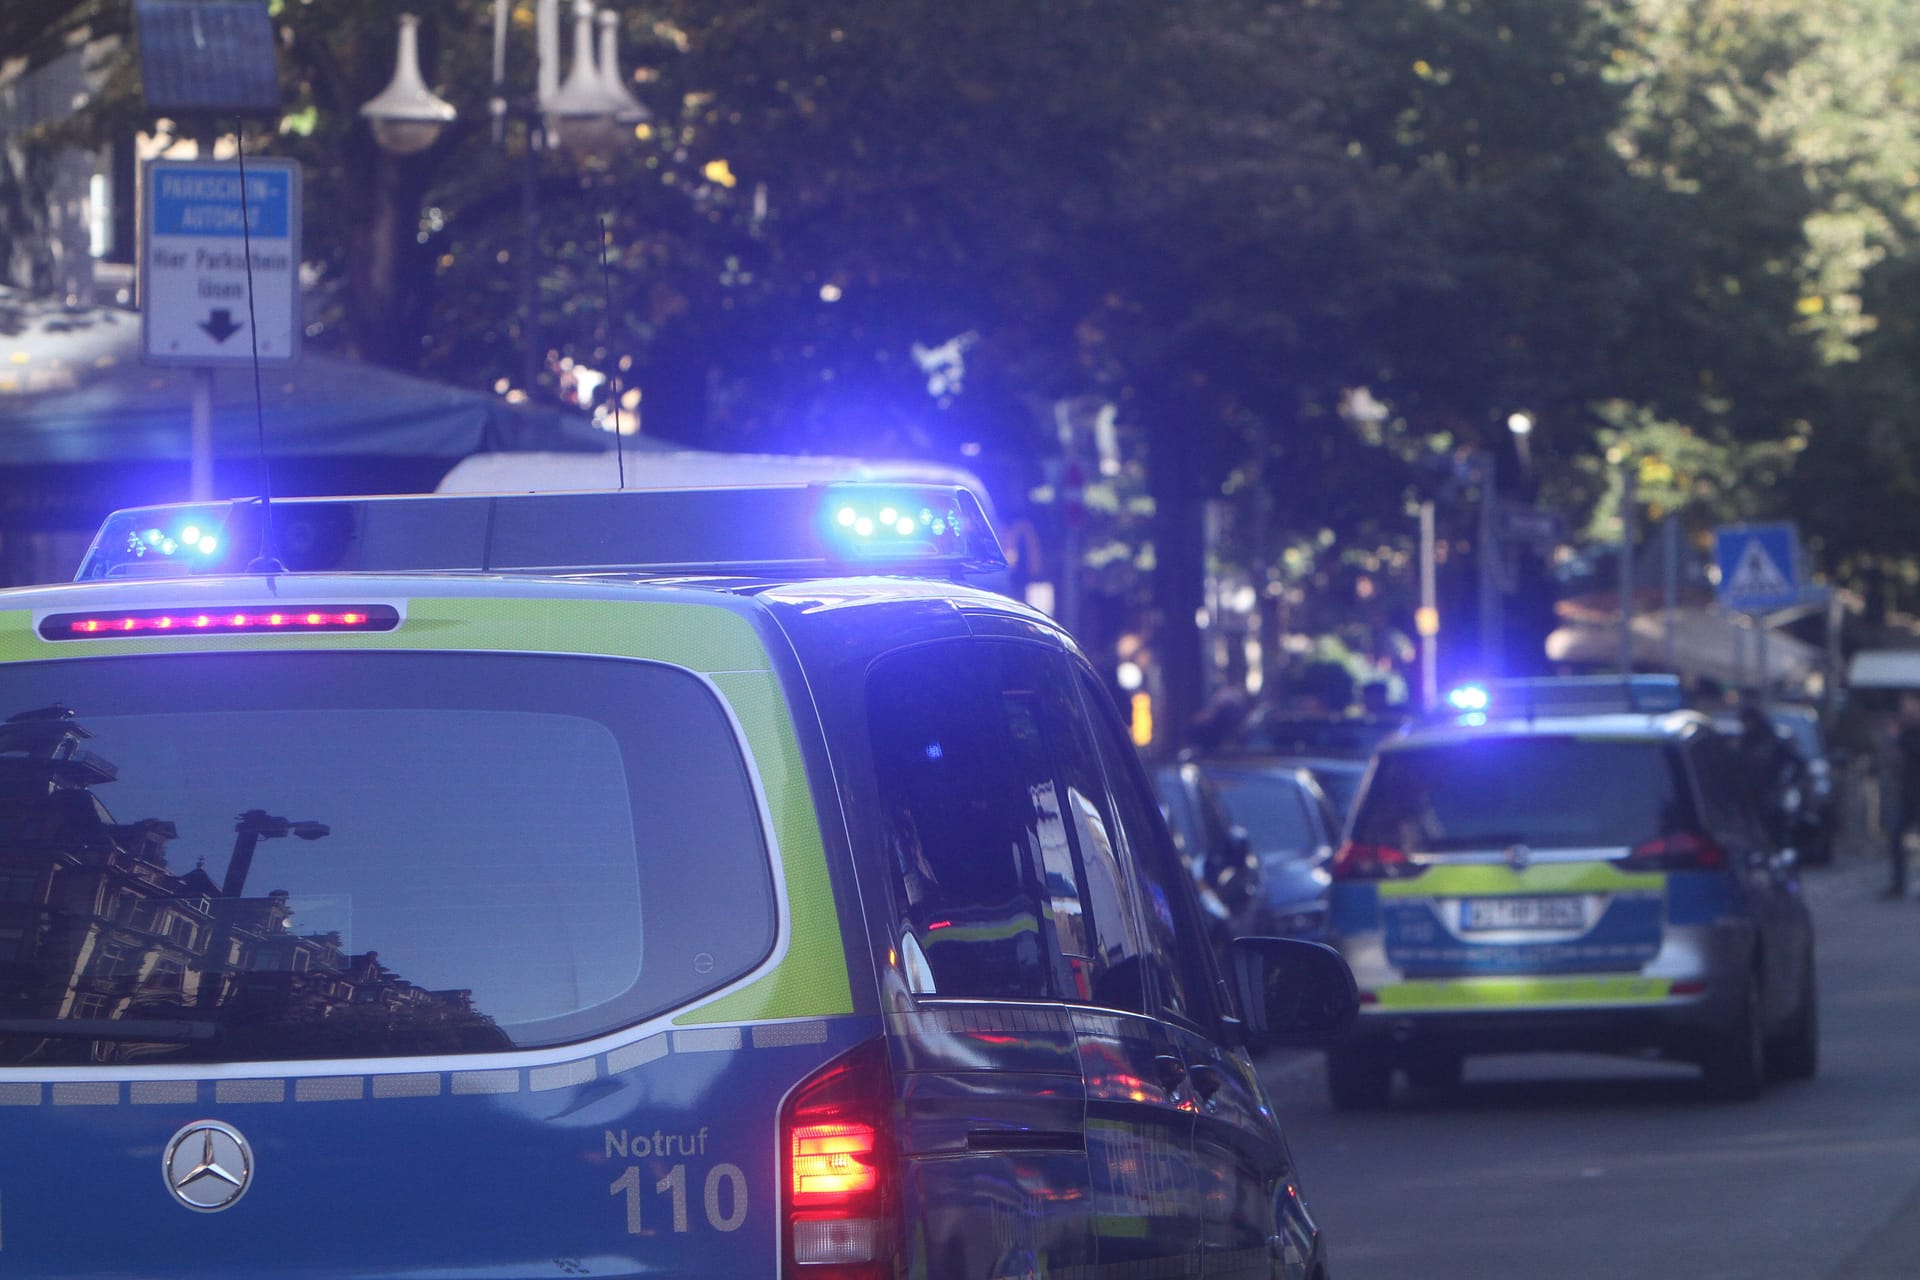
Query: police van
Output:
[[1, 482, 1355, 1279]]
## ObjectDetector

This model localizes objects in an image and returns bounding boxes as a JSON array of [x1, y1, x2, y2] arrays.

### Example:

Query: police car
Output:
[[0, 482, 1355, 1279], [1325, 676, 1818, 1109]]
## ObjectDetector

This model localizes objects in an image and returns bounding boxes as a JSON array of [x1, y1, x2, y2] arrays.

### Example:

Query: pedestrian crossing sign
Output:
[[1714, 522, 1801, 613]]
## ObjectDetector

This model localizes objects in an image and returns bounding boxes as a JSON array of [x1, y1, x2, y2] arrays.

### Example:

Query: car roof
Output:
[[1387, 708, 1714, 749]]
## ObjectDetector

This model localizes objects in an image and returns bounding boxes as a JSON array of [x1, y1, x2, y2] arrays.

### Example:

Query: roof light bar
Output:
[[76, 484, 1008, 581], [41, 606, 401, 641], [1434, 674, 1685, 720]]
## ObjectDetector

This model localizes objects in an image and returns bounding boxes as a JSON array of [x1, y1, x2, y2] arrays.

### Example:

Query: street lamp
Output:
[[222, 809, 331, 900], [359, 2, 645, 162], [200, 809, 330, 1011], [357, 14, 457, 155], [1507, 411, 1534, 475], [358, 2, 651, 395]]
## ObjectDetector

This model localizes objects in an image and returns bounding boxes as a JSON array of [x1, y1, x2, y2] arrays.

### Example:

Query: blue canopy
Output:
[[0, 291, 607, 466]]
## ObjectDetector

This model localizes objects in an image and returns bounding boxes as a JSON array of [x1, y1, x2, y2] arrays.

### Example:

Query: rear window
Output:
[[1208, 770, 1318, 857], [1351, 736, 1693, 853], [0, 651, 775, 1065]]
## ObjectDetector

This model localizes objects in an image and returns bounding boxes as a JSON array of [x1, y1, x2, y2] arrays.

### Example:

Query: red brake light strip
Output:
[[42, 606, 401, 639]]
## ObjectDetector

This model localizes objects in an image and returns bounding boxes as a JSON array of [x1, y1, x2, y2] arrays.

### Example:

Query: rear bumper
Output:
[[1334, 917, 1754, 1061], [1339, 990, 1740, 1062]]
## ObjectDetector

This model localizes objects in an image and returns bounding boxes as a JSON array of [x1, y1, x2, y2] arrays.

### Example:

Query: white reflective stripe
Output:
[[672, 1027, 742, 1054], [451, 1069, 519, 1095], [295, 1077, 365, 1102], [606, 1034, 670, 1074], [750, 1021, 828, 1048], [216, 1079, 286, 1104], [372, 1073, 442, 1099], [530, 1059, 598, 1091]]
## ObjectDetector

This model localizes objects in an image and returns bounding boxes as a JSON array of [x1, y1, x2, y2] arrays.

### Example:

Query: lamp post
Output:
[[200, 809, 330, 1010], [358, 3, 649, 395]]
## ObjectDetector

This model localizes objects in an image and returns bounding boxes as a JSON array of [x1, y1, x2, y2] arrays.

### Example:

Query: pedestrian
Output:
[[1884, 693, 1920, 899]]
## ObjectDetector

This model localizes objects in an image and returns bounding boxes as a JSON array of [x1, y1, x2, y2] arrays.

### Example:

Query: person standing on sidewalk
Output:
[[1884, 693, 1920, 899]]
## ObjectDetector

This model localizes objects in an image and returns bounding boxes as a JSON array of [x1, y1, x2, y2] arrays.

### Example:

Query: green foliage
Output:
[[19, 0, 1920, 723]]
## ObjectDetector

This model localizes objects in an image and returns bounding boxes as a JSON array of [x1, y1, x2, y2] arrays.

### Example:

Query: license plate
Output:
[[1460, 895, 1585, 931]]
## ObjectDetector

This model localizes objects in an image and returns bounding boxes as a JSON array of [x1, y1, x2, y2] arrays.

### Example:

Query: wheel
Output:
[[1327, 1040, 1393, 1112], [1767, 945, 1819, 1081], [1404, 1051, 1464, 1094], [1701, 972, 1766, 1101]]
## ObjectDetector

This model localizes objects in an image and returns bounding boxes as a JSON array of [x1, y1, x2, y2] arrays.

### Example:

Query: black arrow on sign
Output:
[[199, 309, 243, 343]]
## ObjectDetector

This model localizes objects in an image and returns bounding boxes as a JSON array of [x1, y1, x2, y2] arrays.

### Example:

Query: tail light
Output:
[[1331, 841, 1422, 881], [782, 1037, 896, 1279], [1620, 831, 1727, 871]]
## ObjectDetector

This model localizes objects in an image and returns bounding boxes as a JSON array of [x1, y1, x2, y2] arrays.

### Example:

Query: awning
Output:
[[0, 290, 608, 465], [1546, 606, 1821, 690]]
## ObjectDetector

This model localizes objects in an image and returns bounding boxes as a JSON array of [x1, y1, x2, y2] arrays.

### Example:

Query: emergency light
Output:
[[76, 484, 1007, 581], [1437, 674, 1684, 720]]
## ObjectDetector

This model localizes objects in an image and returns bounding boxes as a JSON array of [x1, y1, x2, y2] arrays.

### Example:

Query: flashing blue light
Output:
[[1446, 683, 1490, 713], [819, 485, 988, 564]]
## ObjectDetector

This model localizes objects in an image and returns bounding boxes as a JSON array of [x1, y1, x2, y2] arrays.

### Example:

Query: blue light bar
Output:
[[1445, 683, 1490, 713], [76, 484, 1009, 581], [820, 487, 986, 563], [1435, 675, 1684, 720]]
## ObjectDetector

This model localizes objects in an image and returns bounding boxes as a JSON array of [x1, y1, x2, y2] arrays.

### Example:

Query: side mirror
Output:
[[1226, 935, 1358, 1052]]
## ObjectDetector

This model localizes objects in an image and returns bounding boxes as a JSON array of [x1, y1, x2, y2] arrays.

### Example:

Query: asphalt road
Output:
[[1257, 851, 1920, 1280]]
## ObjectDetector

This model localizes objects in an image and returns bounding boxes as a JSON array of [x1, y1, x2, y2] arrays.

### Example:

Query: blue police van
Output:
[[0, 482, 1354, 1279]]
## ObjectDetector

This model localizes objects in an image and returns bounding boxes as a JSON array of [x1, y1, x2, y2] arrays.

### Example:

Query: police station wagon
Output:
[[1325, 677, 1817, 1110], [0, 482, 1355, 1279]]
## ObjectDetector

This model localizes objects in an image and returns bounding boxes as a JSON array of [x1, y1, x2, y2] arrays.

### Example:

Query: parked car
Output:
[[1153, 761, 1265, 952], [1327, 675, 1817, 1109], [1199, 760, 1343, 942], [1711, 702, 1835, 864]]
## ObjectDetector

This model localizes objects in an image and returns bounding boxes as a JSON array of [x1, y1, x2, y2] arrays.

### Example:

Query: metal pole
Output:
[[189, 127, 217, 501], [1662, 513, 1679, 676], [520, 117, 541, 396], [1619, 458, 1637, 675], [190, 367, 216, 499], [1756, 613, 1771, 704], [1421, 500, 1438, 709], [1478, 455, 1503, 677]]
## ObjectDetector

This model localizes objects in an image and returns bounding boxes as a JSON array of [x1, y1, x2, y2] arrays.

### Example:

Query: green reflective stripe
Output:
[[679, 672, 852, 1023], [1373, 976, 1675, 1010], [1377, 863, 1664, 898], [0, 599, 771, 672], [0, 596, 855, 1022]]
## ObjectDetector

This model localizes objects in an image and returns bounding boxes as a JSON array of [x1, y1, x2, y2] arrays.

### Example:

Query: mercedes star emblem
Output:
[[1505, 844, 1533, 871], [163, 1120, 254, 1212]]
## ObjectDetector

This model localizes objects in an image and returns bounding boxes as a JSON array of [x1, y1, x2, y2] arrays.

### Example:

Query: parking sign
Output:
[[141, 158, 301, 365]]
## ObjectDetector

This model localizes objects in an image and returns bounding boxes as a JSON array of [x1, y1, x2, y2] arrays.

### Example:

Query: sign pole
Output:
[[190, 367, 215, 499]]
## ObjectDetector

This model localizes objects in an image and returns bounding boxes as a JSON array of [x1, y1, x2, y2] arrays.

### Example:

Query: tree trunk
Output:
[[1147, 400, 1207, 762]]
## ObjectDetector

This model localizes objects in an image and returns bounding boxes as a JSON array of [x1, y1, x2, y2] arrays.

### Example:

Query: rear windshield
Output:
[[0, 651, 775, 1066], [1209, 771, 1318, 857], [1350, 736, 1692, 853]]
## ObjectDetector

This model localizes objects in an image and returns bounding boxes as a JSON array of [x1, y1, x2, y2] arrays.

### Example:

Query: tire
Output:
[[1404, 1051, 1464, 1094], [1768, 946, 1820, 1082], [1327, 1040, 1393, 1112], [1701, 972, 1766, 1101]]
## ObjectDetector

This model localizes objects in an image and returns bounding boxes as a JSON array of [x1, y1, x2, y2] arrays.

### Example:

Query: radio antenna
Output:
[[234, 120, 282, 572], [597, 215, 627, 490]]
